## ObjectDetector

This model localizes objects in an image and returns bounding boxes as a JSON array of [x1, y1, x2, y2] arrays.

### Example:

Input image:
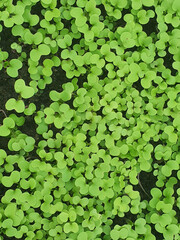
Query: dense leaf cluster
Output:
[[0, 0, 180, 239]]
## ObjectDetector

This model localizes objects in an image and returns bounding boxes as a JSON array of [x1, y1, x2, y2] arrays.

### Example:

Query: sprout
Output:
[[135, 218, 147, 234], [100, 44, 116, 62], [2, 171, 20, 187], [49, 90, 61, 102], [6, 98, 25, 113], [57, 34, 72, 49], [64, 222, 79, 233], [59, 82, 74, 101], [36, 119, 48, 135], [154, 144, 172, 161], [137, 10, 149, 24], [30, 44, 50, 62], [161, 160, 179, 177], [0, 117, 15, 137], [149, 188, 162, 208], [11, 42, 22, 53], [120, 32, 136, 49], [24, 103, 36, 116], [7, 59, 22, 78], [24, 136, 35, 152], [24, 31, 43, 45], [54, 152, 67, 169], [2, 218, 13, 229], [150, 213, 171, 228], [164, 125, 177, 144], [42, 59, 54, 77], [14, 79, 35, 99], [89, 178, 101, 197], [163, 224, 179, 239], [156, 200, 172, 213], [45, 8, 60, 21], [70, 8, 87, 27], [58, 212, 69, 223], [141, 49, 155, 64]]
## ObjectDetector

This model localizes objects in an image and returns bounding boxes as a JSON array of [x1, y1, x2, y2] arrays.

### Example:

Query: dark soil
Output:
[[134, 171, 157, 200]]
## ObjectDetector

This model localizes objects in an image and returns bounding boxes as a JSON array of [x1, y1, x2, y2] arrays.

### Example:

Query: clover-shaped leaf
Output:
[[120, 32, 136, 49], [57, 34, 72, 48], [0, 117, 15, 137], [64, 222, 79, 233], [6, 98, 25, 113], [54, 152, 67, 169], [163, 224, 179, 239], [164, 125, 177, 144], [7, 59, 22, 78], [15, 79, 35, 99]]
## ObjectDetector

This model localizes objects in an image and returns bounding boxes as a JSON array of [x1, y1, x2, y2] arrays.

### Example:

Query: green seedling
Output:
[[57, 34, 72, 49], [6, 98, 25, 113], [0, 117, 15, 137], [70, 7, 87, 27], [7, 59, 22, 78], [24, 31, 43, 45], [11, 42, 22, 53], [120, 32, 136, 49], [30, 44, 50, 62], [14, 79, 35, 99], [164, 125, 177, 144], [100, 44, 116, 62]]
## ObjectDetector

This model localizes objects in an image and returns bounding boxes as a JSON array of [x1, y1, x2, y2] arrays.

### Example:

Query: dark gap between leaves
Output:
[[61, 18, 71, 30], [31, 1, 43, 17], [0, 25, 18, 56], [0, 233, 17, 240], [125, 46, 138, 52], [134, 171, 156, 201], [0, 66, 18, 111], [56, 1, 61, 8], [166, 23, 174, 32], [132, 80, 144, 92], [98, 4, 107, 20], [163, 47, 177, 76], [0, 184, 8, 202], [142, 8, 158, 36], [77, 72, 87, 89], [12, 0, 18, 4], [111, 212, 137, 230], [19, 115, 38, 139]]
